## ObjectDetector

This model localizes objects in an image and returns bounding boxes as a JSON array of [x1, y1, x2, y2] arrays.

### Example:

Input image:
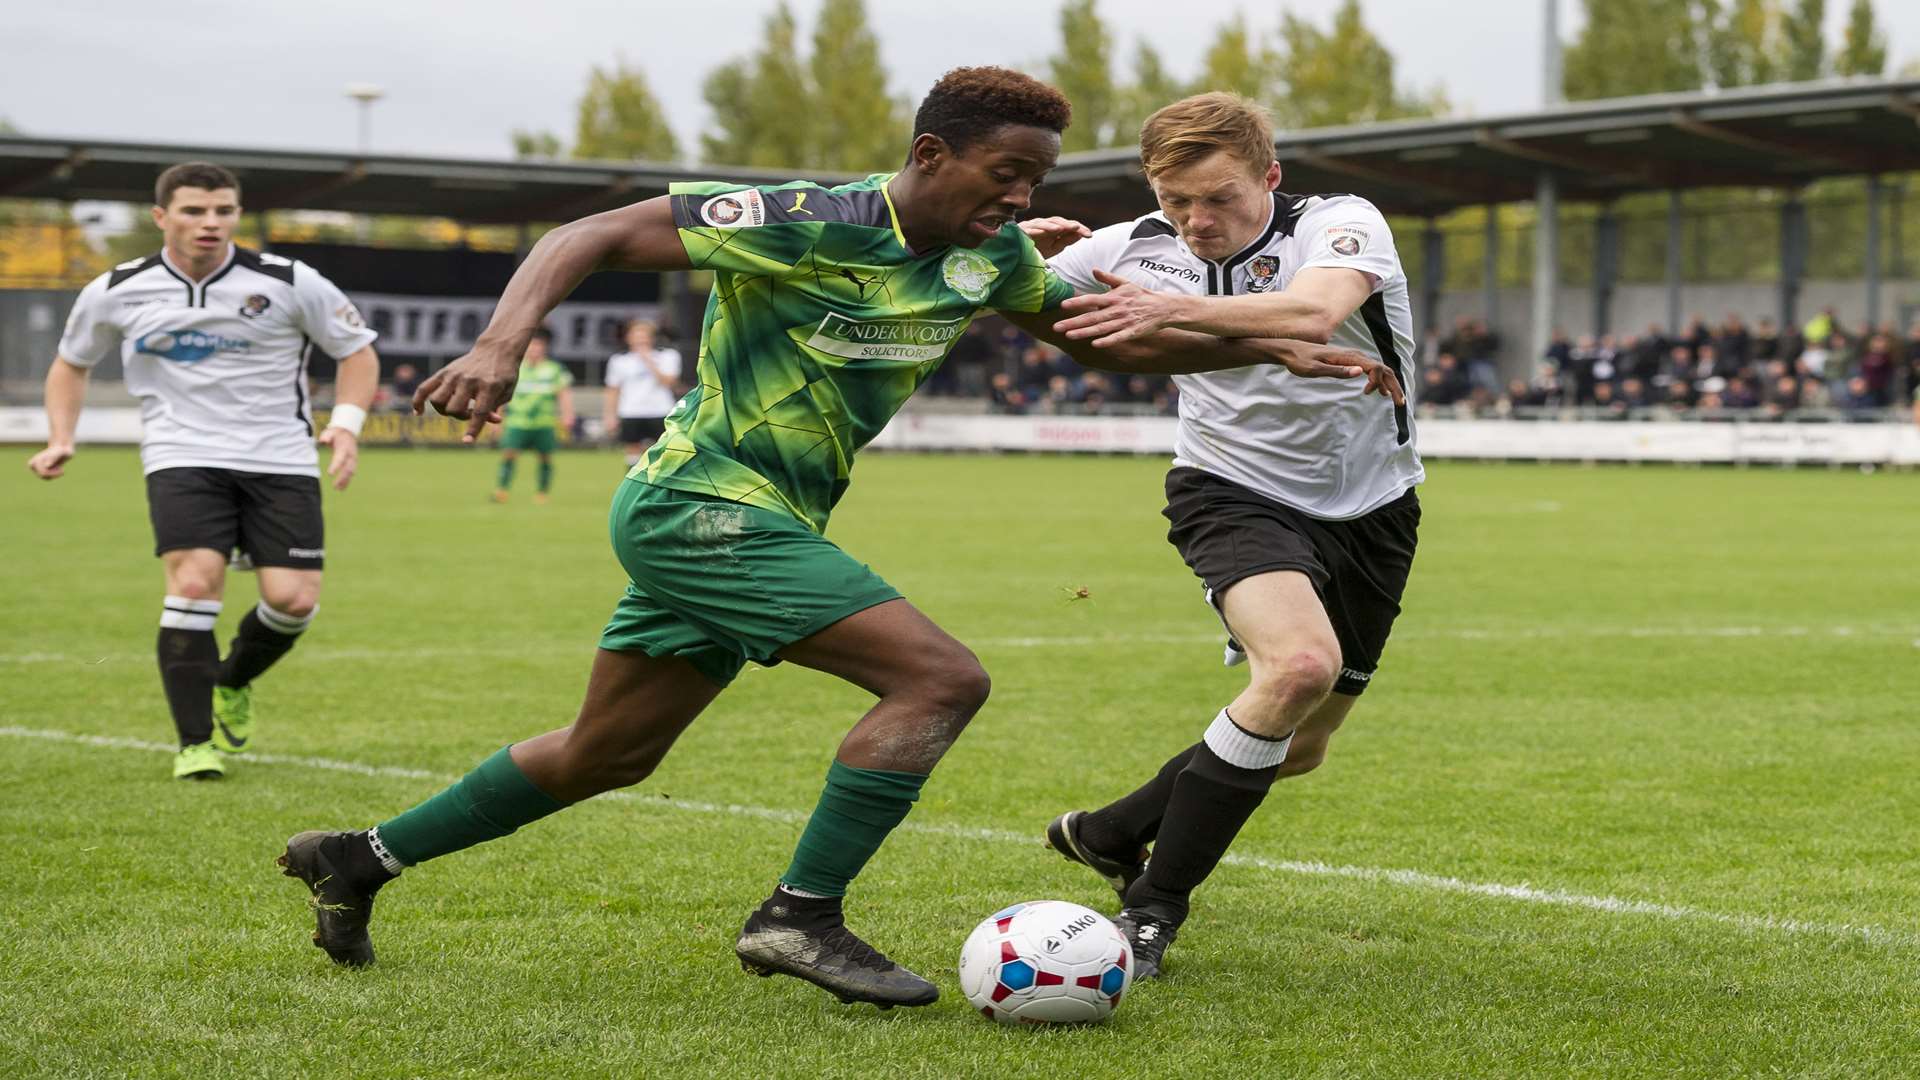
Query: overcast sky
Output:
[[6, 0, 1917, 161]]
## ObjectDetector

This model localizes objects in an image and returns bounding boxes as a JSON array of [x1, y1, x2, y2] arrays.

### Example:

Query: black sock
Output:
[[1122, 742, 1280, 924], [157, 626, 220, 747], [760, 888, 844, 929], [336, 832, 397, 891], [1079, 742, 1203, 857], [218, 604, 307, 689]]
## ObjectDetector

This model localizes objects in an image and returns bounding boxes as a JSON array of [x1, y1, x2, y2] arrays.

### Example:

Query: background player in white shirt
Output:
[[1022, 94, 1422, 978], [601, 319, 682, 467], [26, 161, 380, 781]]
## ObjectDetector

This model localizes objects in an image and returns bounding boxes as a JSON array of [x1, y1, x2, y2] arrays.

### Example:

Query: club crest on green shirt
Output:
[[941, 248, 998, 303]]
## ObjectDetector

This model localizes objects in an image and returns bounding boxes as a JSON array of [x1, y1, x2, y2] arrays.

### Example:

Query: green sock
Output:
[[780, 760, 927, 897], [376, 747, 568, 866], [497, 456, 516, 489], [537, 457, 553, 493]]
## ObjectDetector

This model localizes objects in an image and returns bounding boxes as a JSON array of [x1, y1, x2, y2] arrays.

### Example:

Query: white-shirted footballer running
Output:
[[27, 161, 381, 781], [1023, 93, 1422, 979]]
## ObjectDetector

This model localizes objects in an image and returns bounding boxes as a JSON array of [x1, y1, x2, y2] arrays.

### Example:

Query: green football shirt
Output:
[[502, 358, 573, 430], [632, 173, 1075, 533]]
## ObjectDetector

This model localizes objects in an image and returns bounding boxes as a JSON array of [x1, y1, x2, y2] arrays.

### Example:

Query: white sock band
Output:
[[256, 600, 313, 636], [1203, 708, 1293, 770], [160, 596, 222, 632], [366, 826, 408, 874], [778, 883, 832, 899]]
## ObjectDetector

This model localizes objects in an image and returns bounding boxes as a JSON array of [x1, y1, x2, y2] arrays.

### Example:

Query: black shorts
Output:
[[1162, 467, 1419, 696], [617, 416, 667, 444], [146, 467, 325, 570]]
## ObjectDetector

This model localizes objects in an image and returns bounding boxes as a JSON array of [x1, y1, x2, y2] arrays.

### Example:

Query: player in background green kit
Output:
[[274, 66, 1382, 1009], [490, 326, 574, 505]]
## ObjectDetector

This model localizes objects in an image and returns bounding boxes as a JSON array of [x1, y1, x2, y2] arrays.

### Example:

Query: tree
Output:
[[572, 57, 680, 161], [1781, 0, 1826, 81], [511, 129, 563, 160], [809, 0, 908, 171], [700, 3, 816, 166], [1197, 14, 1275, 101], [1111, 42, 1188, 145], [1276, 0, 1445, 128], [1834, 0, 1887, 76], [1706, 0, 1784, 89], [1563, 0, 1703, 101], [1049, 0, 1119, 150]]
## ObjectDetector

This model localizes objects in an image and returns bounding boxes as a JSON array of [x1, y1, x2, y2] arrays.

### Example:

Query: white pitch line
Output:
[[4, 623, 1918, 666], [2, 724, 1911, 950]]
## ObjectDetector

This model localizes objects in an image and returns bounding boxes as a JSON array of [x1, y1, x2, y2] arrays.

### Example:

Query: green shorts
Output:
[[598, 479, 901, 687], [500, 427, 558, 453]]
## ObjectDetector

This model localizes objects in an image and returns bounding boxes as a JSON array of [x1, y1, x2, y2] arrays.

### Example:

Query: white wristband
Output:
[[326, 403, 367, 437]]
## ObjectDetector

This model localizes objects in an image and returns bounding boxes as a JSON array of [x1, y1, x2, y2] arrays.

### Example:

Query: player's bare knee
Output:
[[925, 652, 992, 717], [1252, 648, 1339, 707], [167, 573, 222, 602], [265, 588, 320, 619], [568, 735, 668, 791]]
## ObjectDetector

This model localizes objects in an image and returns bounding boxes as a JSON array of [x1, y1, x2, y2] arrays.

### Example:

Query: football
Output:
[[957, 900, 1132, 1025]]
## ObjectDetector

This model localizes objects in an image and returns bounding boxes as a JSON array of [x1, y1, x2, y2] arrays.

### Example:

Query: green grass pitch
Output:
[[3, 447, 1917, 1078]]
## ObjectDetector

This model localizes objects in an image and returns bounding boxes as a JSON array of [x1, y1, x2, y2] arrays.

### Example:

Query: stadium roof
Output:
[[2, 77, 1916, 225], [1043, 76, 1920, 221]]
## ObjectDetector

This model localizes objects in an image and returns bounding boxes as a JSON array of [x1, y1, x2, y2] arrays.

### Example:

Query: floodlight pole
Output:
[[1530, 0, 1563, 369], [345, 83, 385, 155]]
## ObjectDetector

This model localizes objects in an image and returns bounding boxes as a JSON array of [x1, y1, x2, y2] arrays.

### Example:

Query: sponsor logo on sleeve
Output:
[[941, 248, 999, 303], [335, 303, 366, 329], [1246, 255, 1280, 293], [700, 189, 766, 228], [1327, 225, 1369, 257]]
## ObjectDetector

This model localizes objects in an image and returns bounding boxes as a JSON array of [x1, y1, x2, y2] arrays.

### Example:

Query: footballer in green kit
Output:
[[274, 66, 1388, 1008], [491, 326, 574, 504]]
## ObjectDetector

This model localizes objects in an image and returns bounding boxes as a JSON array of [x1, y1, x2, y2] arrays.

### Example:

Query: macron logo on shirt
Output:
[[1138, 258, 1202, 283]]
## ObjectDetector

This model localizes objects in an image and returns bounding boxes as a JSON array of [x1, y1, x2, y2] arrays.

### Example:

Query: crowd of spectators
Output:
[[369, 310, 1920, 425], [927, 319, 1180, 416], [1424, 310, 1920, 421]]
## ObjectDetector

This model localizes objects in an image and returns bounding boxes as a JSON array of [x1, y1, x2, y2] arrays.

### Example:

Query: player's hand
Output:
[[1018, 216, 1092, 258], [415, 342, 518, 442], [27, 443, 74, 480], [319, 427, 359, 491], [1053, 269, 1190, 347], [1278, 345, 1407, 406]]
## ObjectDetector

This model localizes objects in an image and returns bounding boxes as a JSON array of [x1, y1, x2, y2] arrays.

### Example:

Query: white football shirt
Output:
[[604, 347, 683, 418], [58, 245, 378, 477], [1049, 193, 1423, 520]]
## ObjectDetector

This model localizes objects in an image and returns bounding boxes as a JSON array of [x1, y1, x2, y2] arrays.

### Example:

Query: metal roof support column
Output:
[[1665, 190, 1682, 334], [1891, 179, 1906, 279], [1865, 174, 1883, 330], [1482, 204, 1499, 329], [1531, 171, 1559, 369], [1780, 190, 1807, 331], [1422, 218, 1444, 340], [1593, 203, 1619, 335]]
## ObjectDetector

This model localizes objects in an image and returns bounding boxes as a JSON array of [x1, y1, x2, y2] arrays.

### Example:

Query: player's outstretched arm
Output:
[[415, 197, 692, 441], [999, 311, 1402, 404], [1053, 267, 1374, 347], [27, 358, 90, 480], [319, 345, 379, 492]]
